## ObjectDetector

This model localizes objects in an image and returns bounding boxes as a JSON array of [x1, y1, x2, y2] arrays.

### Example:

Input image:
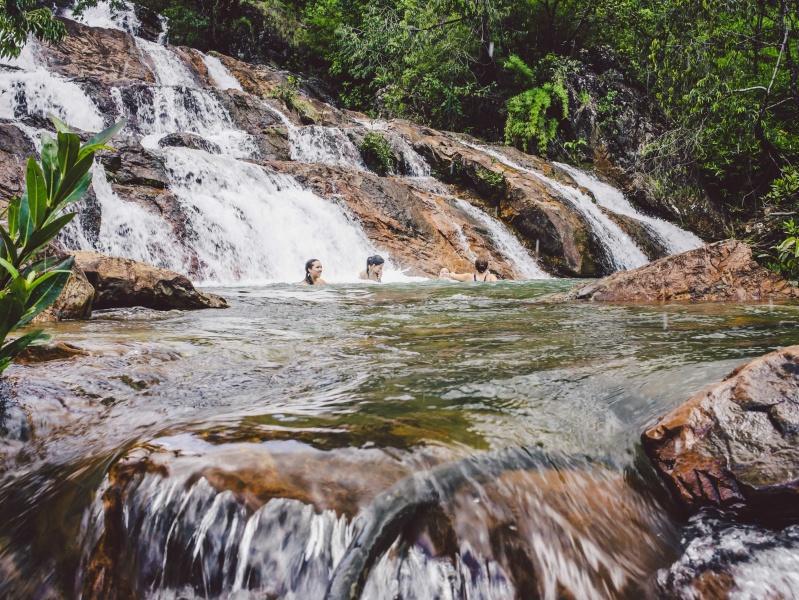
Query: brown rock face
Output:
[[271, 162, 522, 278], [387, 122, 604, 276], [39, 19, 154, 85], [71, 251, 227, 311], [642, 345, 799, 521], [15, 342, 88, 364], [0, 122, 35, 206], [32, 263, 95, 322], [567, 239, 799, 302]]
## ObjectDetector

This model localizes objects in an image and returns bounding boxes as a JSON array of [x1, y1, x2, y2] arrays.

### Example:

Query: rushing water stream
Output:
[[2, 282, 799, 598]]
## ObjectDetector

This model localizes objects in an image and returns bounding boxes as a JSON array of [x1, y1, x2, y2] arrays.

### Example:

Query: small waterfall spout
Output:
[[554, 162, 703, 255], [463, 142, 650, 272]]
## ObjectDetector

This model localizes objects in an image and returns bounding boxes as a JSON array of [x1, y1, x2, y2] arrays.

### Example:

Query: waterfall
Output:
[[136, 37, 197, 87], [114, 85, 257, 158], [290, 125, 366, 169], [160, 148, 381, 284], [61, 0, 141, 34], [554, 162, 703, 254], [0, 43, 105, 132], [452, 199, 550, 279], [464, 142, 649, 271], [203, 54, 243, 91]]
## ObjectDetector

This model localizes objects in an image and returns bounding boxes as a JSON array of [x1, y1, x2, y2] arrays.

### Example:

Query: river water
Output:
[[2, 281, 799, 598]]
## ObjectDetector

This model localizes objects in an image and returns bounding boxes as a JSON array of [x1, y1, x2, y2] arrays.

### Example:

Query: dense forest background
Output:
[[2, 0, 799, 270]]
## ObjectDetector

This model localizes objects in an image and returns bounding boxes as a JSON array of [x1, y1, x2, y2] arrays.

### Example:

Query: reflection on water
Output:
[[1, 281, 798, 597]]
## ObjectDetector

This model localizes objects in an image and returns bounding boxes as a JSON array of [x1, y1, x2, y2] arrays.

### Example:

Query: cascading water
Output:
[[452, 199, 550, 279], [463, 141, 650, 271], [159, 148, 380, 284], [62, 0, 141, 34], [202, 54, 242, 91], [136, 37, 197, 87], [555, 162, 703, 255], [0, 42, 106, 132]]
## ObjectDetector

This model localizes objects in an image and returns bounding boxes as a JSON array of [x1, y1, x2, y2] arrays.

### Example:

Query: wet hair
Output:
[[475, 257, 489, 273], [366, 255, 385, 272], [305, 258, 320, 284]]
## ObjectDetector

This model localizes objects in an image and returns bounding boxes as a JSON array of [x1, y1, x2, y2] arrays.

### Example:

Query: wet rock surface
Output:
[[389, 122, 610, 276], [39, 18, 154, 86], [271, 161, 521, 278], [642, 345, 799, 521], [0, 121, 35, 205], [565, 239, 799, 302], [15, 342, 89, 364], [72, 251, 227, 310], [157, 132, 221, 154], [659, 514, 799, 598], [33, 263, 95, 322]]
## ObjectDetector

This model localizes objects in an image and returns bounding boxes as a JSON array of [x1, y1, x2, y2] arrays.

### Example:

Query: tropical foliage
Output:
[[0, 117, 123, 374]]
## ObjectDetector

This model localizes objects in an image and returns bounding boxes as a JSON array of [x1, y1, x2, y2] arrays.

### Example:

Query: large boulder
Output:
[[38, 18, 155, 86], [565, 239, 799, 302], [157, 132, 221, 154], [71, 251, 227, 310], [32, 263, 95, 322], [642, 345, 799, 522]]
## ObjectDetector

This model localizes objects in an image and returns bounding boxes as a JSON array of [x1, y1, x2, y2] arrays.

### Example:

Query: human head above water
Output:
[[366, 255, 385, 279], [475, 256, 489, 273], [305, 258, 322, 284]]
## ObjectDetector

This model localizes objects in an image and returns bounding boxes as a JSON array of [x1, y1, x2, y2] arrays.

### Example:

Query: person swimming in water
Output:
[[302, 258, 327, 286], [359, 255, 385, 282], [439, 256, 499, 282]]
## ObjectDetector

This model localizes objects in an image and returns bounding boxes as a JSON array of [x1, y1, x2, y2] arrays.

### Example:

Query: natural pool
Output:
[[2, 280, 799, 598]]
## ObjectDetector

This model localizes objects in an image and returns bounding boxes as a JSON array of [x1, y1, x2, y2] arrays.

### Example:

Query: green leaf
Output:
[[7, 197, 19, 240], [26, 157, 47, 227], [0, 257, 20, 280], [80, 119, 126, 156], [60, 171, 92, 206], [41, 133, 60, 197], [49, 114, 72, 133], [15, 192, 33, 246], [0, 226, 17, 264], [53, 153, 93, 207], [21, 213, 76, 259], [17, 265, 73, 327]]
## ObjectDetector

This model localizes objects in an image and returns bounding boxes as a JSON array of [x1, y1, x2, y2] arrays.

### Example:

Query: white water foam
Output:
[[554, 162, 703, 255], [464, 142, 649, 271], [0, 42, 106, 132], [453, 199, 550, 279], [161, 148, 397, 284], [290, 125, 366, 168], [136, 37, 197, 87], [202, 54, 242, 91], [117, 85, 256, 158], [63, 0, 141, 34]]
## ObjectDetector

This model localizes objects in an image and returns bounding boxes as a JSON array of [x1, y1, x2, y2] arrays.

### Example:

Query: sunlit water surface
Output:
[[2, 280, 798, 598]]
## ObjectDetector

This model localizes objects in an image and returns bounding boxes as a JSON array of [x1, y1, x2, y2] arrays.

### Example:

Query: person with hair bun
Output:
[[439, 256, 499, 282]]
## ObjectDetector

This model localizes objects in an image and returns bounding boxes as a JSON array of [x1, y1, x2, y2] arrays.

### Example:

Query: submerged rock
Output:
[[564, 239, 799, 302], [642, 345, 799, 522], [15, 342, 89, 364], [72, 251, 227, 310]]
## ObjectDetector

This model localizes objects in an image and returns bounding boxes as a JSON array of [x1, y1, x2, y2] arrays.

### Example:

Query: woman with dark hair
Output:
[[359, 255, 385, 282], [301, 258, 327, 286], [439, 256, 499, 282]]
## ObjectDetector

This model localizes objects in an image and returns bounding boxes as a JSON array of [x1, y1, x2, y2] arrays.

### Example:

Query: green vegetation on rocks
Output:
[[358, 132, 397, 176], [0, 117, 123, 375]]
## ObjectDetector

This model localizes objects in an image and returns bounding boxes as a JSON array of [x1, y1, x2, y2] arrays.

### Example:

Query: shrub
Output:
[[774, 218, 799, 281], [358, 132, 396, 176], [0, 116, 123, 375]]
